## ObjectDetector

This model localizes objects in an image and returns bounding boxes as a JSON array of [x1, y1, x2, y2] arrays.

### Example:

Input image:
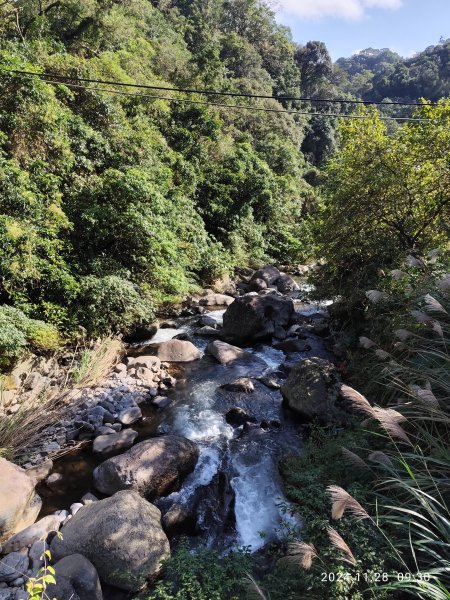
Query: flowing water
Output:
[[39, 298, 332, 557]]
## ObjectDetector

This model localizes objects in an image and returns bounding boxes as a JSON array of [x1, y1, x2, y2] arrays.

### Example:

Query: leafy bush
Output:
[[146, 541, 253, 600], [77, 276, 155, 335], [0, 305, 59, 365]]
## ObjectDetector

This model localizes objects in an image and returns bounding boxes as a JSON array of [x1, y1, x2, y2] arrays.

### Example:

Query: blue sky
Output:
[[275, 0, 449, 60]]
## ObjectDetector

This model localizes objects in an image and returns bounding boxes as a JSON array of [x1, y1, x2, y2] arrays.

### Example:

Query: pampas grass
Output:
[[286, 542, 318, 570], [327, 486, 371, 521], [327, 528, 357, 565]]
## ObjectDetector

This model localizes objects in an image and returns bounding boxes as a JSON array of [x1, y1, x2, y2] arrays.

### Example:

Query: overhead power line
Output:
[[0, 69, 432, 121], [0, 66, 437, 108], [17, 76, 431, 121]]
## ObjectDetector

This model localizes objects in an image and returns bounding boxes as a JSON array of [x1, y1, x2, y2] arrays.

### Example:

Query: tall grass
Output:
[[341, 255, 450, 598]]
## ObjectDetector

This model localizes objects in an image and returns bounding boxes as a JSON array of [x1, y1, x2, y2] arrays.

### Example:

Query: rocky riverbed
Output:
[[0, 265, 346, 600]]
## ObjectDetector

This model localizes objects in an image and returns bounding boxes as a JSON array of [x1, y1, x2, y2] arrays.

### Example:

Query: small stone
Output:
[[221, 378, 254, 393], [114, 363, 127, 374], [93, 429, 138, 455], [157, 423, 171, 435], [46, 473, 63, 488], [118, 406, 142, 425], [81, 493, 98, 505], [152, 396, 172, 409], [70, 503, 84, 516]]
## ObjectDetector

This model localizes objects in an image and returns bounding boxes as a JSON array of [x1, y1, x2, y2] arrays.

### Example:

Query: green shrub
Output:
[[146, 540, 253, 600], [77, 275, 155, 335], [0, 305, 60, 365]]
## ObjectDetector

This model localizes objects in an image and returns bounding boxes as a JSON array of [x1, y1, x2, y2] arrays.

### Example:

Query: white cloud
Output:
[[276, 0, 402, 21]]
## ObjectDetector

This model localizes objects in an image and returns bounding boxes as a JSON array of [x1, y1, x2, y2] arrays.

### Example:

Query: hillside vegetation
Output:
[[0, 0, 326, 358]]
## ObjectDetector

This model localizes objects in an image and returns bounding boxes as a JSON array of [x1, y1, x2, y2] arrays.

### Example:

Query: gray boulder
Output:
[[93, 436, 199, 499], [46, 554, 102, 600], [250, 266, 281, 286], [281, 357, 341, 424], [50, 491, 170, 591], [276, 274, 300, 294], [0, 552, 28, 583], [205, 341, 249, 365], [221, 294, 294, 344], [156, 340, 201, 362]]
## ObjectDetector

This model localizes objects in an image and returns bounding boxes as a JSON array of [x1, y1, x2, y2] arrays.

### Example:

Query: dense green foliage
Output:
[[0, 0, 323, 354], [316, 101, 450, 301], [145, 541, 252, 600]]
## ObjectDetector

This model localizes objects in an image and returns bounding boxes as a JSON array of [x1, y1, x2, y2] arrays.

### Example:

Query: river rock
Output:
[[93, 436, 199, 498], [29, 540, 47, 571], [221, 378, 255, 393], [273, 339, 312, 353], [197, 326, 219, 336], [152, 396, 172, 409], [118, 406, 142, 425], [25, 460, 53, 483], [46, 554, 102, 600], [248, 277, 268, 292], [127, 355, 161, 372], [199, 293, 234, 306], [205, 340, 248, 365], [155, 340, 201, 362], [1, 514, 62, 554], [276, 274, 300, 294], [50, 491, 169, 591], [162, 504, 195, 537], [249, 266, 281, 286], [0, 458, 42, 542], [225, 408, 256, 427], [93, 429, 138, 455], [0, 552, 28, 583], [221, 294, 294, 344], [281, 357, 341, 424]]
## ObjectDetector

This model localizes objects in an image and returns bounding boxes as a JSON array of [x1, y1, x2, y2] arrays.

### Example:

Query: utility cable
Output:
[[0, 66, 437, 108]]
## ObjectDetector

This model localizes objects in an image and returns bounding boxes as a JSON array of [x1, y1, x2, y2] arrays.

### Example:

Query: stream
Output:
[[37, 296, 332, 562]]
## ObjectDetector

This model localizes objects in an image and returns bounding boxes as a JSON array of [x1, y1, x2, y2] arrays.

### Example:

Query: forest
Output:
[[0, 1, 449, 600]]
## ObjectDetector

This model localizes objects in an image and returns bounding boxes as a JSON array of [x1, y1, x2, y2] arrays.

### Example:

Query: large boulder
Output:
[[93, 436, 199, 498], [276, 274, 300, 294], [50, 491, 170, 591], [221, 294, 294, 344], [46, 554, 103, 600], [155, 339, 201, 362], [0, 458, 41, 542], [281, 357, 341, 424], [250, 266, 281, 286]]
